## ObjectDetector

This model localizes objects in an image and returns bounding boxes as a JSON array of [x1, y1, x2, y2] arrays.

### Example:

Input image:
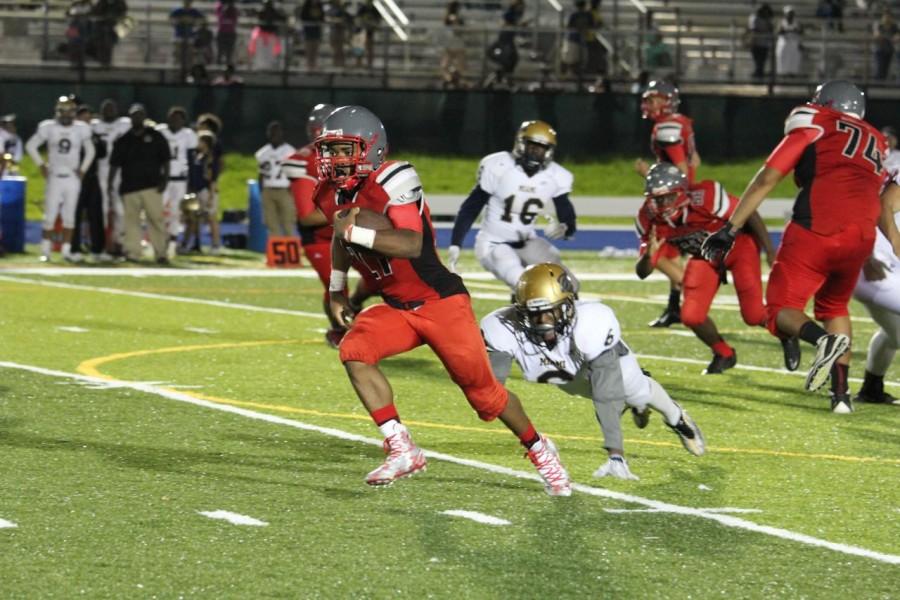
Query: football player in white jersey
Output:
[[25, 95, 96, 262], [91, 99, 132, 255], [852, 170, 900, 405], [156, 106, 198, 256], [448, 121, 577, 288], [482, 263, 705, 480]]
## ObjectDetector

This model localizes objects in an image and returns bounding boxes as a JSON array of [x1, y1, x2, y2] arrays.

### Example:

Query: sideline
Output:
[[2, 359, 899, 566]]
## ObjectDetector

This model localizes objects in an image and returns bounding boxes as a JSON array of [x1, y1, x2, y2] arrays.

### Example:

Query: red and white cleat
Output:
[[526, 436, 572, 497], [365, 428, 427, 486]]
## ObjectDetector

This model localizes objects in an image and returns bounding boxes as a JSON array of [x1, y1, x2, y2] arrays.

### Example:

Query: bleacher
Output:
[[0, 0, 898, 92]]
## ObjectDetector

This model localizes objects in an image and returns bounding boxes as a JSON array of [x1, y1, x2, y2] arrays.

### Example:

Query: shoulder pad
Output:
[[376, 161, 423, 205], [480, 307, 520, 354], [155, 123, 169, 133], [548, 163, 574, 192], [38, 119, 55, 130], [572, 301, 621, 359], [784, 106, 820, 135], [282, 158, 313, 180], [654, 121, 683, 145]]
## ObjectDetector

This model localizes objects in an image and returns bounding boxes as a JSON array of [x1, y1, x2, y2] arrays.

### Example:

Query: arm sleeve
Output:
[[552, 193, 577, 237], [663, 143, 687, 166], [25, 127, 47, 166], [386, 202, 423, 233], [451, 185, 490, 246], [764, 128, 820, 175], [291, 177, 318, 218], [487, 350, 515, 384], [79, 135, 96, 173]]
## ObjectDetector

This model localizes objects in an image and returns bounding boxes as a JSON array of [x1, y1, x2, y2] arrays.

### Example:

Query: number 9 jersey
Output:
[[476, 150, 573, 242]]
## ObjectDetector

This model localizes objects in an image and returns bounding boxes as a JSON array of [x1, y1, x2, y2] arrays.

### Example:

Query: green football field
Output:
[[1, 250, 898, 597]]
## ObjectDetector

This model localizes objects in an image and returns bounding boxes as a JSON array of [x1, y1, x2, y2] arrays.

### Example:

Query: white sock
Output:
[[40, 239, 51, 256], [645, 378, 683, 426], [378, 419, 405, 438], [61, 242, 71, 256]]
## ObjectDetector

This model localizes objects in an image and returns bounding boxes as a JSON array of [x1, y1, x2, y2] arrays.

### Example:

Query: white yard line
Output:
[[1, 360, 898, 566], [198, 510, 268, 526], [440, 510, 511, 526], [2, 273, 897, 389], [0, 518, 18, 529], [605, 507, 762, 514]]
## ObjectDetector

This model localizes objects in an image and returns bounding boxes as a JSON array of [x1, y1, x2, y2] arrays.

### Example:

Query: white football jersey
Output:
[[885, 147, 900, 181], [156, 124, 198, 179], [91, 116, 131, 167], [481, 300, 623, 398], [26, 119, 93, 175], [476, 151, 574, 241], [255, 142, 297, 188]]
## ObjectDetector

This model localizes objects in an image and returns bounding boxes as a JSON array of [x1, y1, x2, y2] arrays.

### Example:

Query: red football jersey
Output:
[[325, 161, 468, 306], [770, 103, 887, 235], [635, 180, 736, 257], [282, 142, 327, 244], [651, 113, 698, 184]]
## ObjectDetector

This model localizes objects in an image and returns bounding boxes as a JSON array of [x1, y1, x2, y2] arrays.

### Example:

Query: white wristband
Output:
[[346, 224, 376, 249], [329, 270, 348, 292]]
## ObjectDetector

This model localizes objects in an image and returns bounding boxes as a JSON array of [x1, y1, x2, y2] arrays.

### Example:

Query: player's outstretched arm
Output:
[[730, 165, 784, 229], [450, 186, 490, 247], [879, 182, 900, 259], [635, 225, 662, 279], [745, 209, 776, 265], [328, 236, 355, 328]]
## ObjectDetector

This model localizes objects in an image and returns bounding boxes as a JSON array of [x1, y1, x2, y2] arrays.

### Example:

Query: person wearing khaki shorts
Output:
[[255, 121, 297, 237], [108, 104, 172, 264]]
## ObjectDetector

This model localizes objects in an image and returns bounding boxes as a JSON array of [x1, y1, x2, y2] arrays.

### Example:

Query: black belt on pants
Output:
[[383, 296, 425, 311]]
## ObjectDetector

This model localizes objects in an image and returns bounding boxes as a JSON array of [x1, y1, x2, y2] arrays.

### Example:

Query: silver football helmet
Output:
[[811, 80, 865, 119], [306, 103, 335, 141], [316, 105, 389, 189], [644, 162, 689, 220], [641, 80, 680, 119]]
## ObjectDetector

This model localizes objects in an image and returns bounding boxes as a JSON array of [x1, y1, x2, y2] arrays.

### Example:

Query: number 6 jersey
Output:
[[451, 151, 574, 245]]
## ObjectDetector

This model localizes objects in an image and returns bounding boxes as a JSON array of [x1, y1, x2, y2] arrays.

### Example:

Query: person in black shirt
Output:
[[108, 103, 171, 263], [71, 105, 108, 262]]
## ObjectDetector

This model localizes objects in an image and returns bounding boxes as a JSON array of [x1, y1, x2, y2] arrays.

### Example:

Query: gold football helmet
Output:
[[55, 95, 77, 124], [514, 263, 577, 342], [512, 120, 557, 175]]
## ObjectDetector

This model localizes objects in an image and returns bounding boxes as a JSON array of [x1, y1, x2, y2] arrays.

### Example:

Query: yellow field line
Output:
[[75, 342, 900, 466]]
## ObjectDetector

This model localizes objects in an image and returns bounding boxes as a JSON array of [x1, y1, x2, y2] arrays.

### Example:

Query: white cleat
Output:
[[593, 455, 640, 480], [805, 334, 850, 392], [830, 394, 854, 414], [526, 436, 572, 497], [365, 428, 427, 486], [668, 410, 705, 456]]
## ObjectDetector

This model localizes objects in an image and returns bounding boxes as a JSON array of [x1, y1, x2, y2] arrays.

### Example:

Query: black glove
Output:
[[701, 222, 737, 264]]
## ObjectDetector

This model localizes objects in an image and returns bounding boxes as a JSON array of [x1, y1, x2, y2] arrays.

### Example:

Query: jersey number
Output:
[[58, 139, 72, 154], [346, 245, 393, 280], [501, 195, 544, 225], [836, 121, 884, 174]]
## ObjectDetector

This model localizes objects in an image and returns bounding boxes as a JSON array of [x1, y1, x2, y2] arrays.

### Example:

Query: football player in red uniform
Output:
[[635, 163, 793, 374], [283, 103, 370, 348], [634, 81, 703, 328], [318, 106, 571, 496], [702, 80, 900, 413]]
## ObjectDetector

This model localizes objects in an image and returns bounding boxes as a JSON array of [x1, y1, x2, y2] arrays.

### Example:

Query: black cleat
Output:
[[853, 389, 898, 405], [649, 307, 681, 328], [704, 351, 737, 375], [780, 336, 801, 372], [667, 411, 705, 456], [805, 334, 850, 392], [830, 393, 854, 414]]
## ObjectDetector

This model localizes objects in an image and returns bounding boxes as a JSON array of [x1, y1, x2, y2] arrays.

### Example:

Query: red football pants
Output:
[[681, 233, 766, 328], [765, 221, 875, 335], [339, 293, 509, 421]]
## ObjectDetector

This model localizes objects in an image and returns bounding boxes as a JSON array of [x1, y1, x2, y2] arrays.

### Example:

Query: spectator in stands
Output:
[[355, 0, 380, 69], [248, 0, 287, 70], [65, 0, 92, 68], [747, 3, 774, 79], [440, 1, 467, 88], [108, 104, 170, 264], [194, 18, 215, 65], [776, 6, 803, 77], [873, 9, 898, 80], [171, 0, 204, 76], [1, 115, 23, 163], [216, 0, 239, 65], [71, 105, 107, 262], [213, 63, 245, 85], [91, 0, 127, 67], [644, 30, 672, 71], [485, 0, 525, 88], [816, 0, 845, 32], [328, 0, 354, 68], [298, 0, 325, 70], [255, 121, 297, 237], [562, 0, 595, 77]]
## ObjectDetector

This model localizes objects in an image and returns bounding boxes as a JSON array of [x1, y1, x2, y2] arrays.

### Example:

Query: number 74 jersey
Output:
[[477, 151, 573, 241]]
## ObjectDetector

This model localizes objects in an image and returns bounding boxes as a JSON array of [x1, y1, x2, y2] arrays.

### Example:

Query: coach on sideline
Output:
[[108, 104, 171, 264]]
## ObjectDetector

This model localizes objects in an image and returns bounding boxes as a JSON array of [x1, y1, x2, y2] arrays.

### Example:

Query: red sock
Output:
[[371, 404, 400, 426], [518, 422, 540, 449], [711, 340, 734, 358]]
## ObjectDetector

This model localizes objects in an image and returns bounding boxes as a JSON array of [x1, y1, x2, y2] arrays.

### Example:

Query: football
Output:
[[338, 207, 393, 255]]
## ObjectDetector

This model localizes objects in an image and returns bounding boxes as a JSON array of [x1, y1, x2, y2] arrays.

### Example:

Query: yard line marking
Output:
[[2, 360, 899, 566], [184, 327, 219, 334], [198, 510, 268, 527], [0, 518, 17, 529], [2, 274, 896, 394], [440, 510, 511, 526], [56, 326, 90, 333], [604, 507, 762, 514]]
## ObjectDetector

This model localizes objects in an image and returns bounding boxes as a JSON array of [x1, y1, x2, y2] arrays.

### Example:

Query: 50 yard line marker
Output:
[[2, 360, 899, 566]]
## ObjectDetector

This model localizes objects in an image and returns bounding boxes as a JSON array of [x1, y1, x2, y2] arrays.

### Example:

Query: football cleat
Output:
[[631, 406, 650, 429], [703, 351, 736, 375], [365, 428, 427, 486], [853, 389, 898, 405], [805, 334, 850, 392], [780, 336, 801, 372], [525, 436, 571, 497], [324, 329, 345, 349], [668, 410, 705, 456], [593, 455, 639, 480], [830, 393, 854, 414], [648, 307, 680, 328]]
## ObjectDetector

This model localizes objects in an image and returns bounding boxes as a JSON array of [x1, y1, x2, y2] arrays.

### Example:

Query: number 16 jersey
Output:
[[477, 151, 573, 242]]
